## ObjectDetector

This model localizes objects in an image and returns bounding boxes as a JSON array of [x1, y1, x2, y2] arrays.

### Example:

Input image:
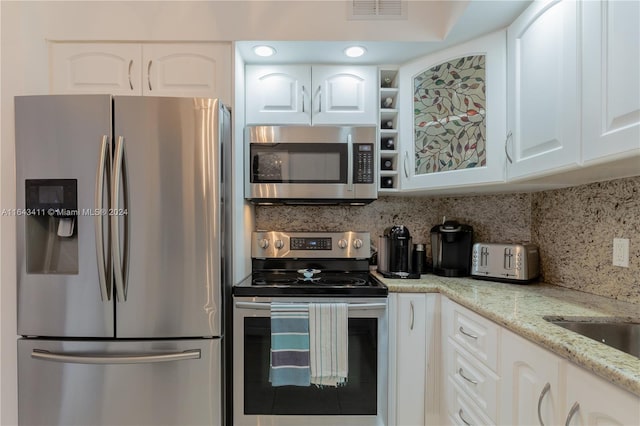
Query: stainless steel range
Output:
[[233, 231, 388, 426]]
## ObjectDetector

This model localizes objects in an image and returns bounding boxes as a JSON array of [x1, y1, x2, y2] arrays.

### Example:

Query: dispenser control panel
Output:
[[25, 179, 77, 215]]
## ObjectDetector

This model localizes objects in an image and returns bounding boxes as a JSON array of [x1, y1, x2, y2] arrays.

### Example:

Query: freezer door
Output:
[[18, 338, 221, 426], [15, 95, 114, 338], [113, 97, 223, 338]]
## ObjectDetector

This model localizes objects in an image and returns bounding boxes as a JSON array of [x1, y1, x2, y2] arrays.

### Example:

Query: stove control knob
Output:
[[258, 238, 269, 249], [353, 239, 363, 249], [338, 239, 348, 249], [274, 239, 284, 250]]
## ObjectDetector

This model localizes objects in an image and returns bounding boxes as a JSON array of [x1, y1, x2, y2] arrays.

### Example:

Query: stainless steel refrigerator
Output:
[[15, 95, 231, 426]]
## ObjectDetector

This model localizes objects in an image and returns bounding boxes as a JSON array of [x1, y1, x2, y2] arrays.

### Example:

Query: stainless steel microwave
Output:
[[245, 125, 378, 204]]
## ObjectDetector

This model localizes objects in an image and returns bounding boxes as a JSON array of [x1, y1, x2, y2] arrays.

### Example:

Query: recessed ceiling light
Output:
[[253, 45, 276, 57], [344, 46, 367, 58]]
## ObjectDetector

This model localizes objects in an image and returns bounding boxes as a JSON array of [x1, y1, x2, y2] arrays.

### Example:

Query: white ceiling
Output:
[[236, 0, 532, 65]]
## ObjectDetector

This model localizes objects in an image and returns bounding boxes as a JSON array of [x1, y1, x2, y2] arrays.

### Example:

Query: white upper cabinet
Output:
[[506, 0, 581, 180], [312, 65, 377, 125], [245, 65, 377, 125], [245, 65, 311, 124], [50, 42, 231, 102], [398, 30, 507, 192], [142, 43, 231, 100], [581, 0, 640, 165], [51, 43, 143, 95]]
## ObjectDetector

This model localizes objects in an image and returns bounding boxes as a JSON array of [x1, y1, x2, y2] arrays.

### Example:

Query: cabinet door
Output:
[[398, 30, 507, 192], [50, 42, 142, 95], [143, 43, 231, 101], [506, 0, 580, 180], [563, 363, 640, 426], [311, 65, 377, 125], [581, 0, 640, 165], [500, 329, 562, 426], [245, 65, 311, 125], [391, 293, 427, 426], [389, 294, 440, 426]]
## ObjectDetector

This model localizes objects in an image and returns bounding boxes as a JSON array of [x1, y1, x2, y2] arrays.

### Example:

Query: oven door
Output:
[[233, 296, 388, 426]]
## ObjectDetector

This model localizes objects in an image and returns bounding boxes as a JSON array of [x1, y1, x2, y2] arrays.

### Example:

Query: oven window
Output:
[[250, 143, 347, 183], [244, 317, 377, 415]]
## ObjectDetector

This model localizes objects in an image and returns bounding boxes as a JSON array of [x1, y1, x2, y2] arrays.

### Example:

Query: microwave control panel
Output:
[[353, 143, 374, 184]]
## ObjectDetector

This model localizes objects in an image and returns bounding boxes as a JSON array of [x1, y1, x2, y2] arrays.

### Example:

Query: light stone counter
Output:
[[374, 272, 640, 397]]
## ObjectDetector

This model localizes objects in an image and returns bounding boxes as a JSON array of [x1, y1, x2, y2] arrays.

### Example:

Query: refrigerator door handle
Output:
[[95, 135, 111, 301], [112, 136, 127, 302], [31, 349, 201, 365]]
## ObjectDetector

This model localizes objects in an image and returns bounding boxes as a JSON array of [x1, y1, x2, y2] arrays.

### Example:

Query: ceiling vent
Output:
[[349, 0, 408, 20]]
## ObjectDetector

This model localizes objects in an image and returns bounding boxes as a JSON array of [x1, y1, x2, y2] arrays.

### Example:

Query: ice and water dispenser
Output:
[[24, 179, 78, 274]]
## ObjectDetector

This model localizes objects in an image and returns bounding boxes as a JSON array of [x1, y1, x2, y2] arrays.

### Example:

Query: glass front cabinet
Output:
[[397, 30, 507, 192]]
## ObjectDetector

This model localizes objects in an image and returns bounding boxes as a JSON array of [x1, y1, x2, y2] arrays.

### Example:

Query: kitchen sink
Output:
[[544, 317, 640, 358]]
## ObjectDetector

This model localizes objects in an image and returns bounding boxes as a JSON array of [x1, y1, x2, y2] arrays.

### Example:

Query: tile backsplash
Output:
[[255, 176, 640, 304]]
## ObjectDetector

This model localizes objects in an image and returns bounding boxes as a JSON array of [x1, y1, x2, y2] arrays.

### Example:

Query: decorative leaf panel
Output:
[[413, 55, 487, 175]]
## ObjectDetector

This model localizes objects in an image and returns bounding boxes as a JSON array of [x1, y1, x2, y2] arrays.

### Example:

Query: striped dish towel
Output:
[[270, 303, 310, 387], [309, 303, 349, 387]]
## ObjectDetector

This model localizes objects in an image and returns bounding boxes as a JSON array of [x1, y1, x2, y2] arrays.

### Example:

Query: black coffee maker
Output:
[[430, 220, 473, 277], [377, 225, 419, 279]]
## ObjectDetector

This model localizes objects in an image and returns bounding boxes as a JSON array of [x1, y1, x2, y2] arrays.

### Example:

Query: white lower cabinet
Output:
[[500, 328, 563, 425], [500, 327, 640, 426], [389, 296, 640, 426], [388, 293, 439, 426], [563, 363, 640, 426], [442, 298, 500, 425]]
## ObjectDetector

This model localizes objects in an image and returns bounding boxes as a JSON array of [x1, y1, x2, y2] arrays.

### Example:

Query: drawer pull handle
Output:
[[458, 368, 478, 385], [537, 382, 551, 426], [458, 408, 472, 426], [564, 401, 580, 426], [459, 326, 478, 339]]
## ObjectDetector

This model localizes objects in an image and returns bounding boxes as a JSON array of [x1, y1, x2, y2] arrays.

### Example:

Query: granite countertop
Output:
[[373, 272, 640, 397]]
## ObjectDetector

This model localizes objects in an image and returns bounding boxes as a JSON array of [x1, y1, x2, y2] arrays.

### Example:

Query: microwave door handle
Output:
[[347, 134, 354, 191]]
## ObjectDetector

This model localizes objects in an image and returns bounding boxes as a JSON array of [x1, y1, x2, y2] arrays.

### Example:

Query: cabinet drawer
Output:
[[444, 298, 499, 371], [446, 378, 495, 426], [446, 338, 499, 422]]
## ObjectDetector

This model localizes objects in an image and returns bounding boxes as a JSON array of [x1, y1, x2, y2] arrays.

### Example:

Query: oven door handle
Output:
[[235, 301, 387, 311]]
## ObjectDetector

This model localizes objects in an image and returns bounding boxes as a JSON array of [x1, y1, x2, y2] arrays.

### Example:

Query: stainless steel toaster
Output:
[[471, 243, 540, 283]]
